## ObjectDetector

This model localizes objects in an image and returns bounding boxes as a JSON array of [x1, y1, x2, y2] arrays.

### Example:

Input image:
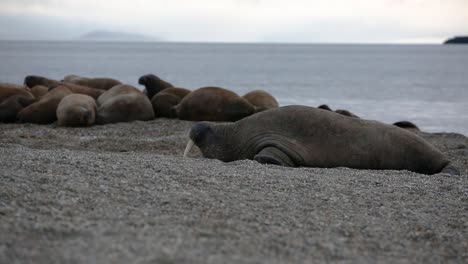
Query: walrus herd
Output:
[[1, 74, 278, 125], [0, 74, 459, 175]]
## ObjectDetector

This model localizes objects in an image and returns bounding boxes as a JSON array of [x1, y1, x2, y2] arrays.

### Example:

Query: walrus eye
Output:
[[190, 122, 214, 146]]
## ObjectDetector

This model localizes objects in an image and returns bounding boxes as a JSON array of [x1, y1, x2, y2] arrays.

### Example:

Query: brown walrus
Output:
[[29, 85, 49, 98], [57, 94, 97, 127], [184, 105, 459, 175], [96, 84, 155, 124], [24, 75, 104, 99], [50, 83, 103, 99], [175, 87, 255, 122], [151, 87, 191, 118], [242, 90, 279, 112], [63, 75, 121, 90], [0, 94, 37, 123], [0, 83, 34, 101], [17, 86, 72, 124], [138, 74, 174, 100]]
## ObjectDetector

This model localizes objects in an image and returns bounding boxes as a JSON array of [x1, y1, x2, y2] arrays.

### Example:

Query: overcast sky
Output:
[[0, 0, 466, 43]]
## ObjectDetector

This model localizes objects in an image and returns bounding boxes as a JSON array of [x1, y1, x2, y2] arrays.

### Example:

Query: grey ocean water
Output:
[[1, 41, 467, 135]]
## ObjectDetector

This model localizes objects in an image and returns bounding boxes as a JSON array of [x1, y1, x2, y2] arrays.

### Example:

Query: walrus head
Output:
[[184, 122, 235, 161], [138, 74, 173, 99], [24, 75, 60, 89]]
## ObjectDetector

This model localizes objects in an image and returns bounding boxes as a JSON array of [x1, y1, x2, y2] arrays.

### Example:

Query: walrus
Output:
[[138, 74, 174, 100], [0, 83, 34, 101], [56, 94, 97, 127], [50, 83, 103, 99], [29, 85, 49, 98], [24, 75, 60, 88], [0, 94, 37, 123], [17, 86, 72, 124], [96, 84, 155, 124], [183, 105, 459, 175], [242, 90, 279, 112], [63, 74, 121, 90], [317, 104, 359, 118], [24, 75, 104, 99], [151, 87, 191, 118], [393, 121, 420, 132], [175, 87, 255, 122]]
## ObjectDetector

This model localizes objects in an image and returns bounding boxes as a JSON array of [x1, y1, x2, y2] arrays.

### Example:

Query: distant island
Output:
[[79, 30, 161, 42], [444, 36, 468, 44]]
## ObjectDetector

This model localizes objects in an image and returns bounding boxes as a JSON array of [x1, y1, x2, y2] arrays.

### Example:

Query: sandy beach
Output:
[[0, 119, 467, 263]]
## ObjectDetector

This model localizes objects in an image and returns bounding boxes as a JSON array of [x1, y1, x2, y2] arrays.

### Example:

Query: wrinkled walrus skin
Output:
[[186, 105, 458, 175]]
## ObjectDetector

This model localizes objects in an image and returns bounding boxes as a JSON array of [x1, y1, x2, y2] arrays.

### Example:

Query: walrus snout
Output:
[[184, 122, 216, 157], [189, 122, 215, 145], [138, 74, 151, 85]]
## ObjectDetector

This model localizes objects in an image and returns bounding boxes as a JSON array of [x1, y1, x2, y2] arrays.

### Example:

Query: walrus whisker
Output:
[[183, 139, 195, 157]]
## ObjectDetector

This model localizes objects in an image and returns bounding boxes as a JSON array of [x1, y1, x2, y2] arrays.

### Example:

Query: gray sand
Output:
[[0, 119, 467, 263]]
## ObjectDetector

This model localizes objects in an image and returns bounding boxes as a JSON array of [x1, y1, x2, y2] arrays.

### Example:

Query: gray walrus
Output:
[[242, 90, 279, 113], [57, 94, 97, 127], [184, 105, 458, 175], [63, 75, 121, 90]]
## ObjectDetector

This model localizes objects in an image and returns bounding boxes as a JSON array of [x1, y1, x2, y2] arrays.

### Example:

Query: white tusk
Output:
[[183, 139, 195, 157]]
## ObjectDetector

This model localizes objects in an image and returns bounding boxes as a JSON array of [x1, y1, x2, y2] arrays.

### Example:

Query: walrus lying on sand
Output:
[[151, 87, 191, 118], [17, 86, 72, 124], [184, 105, 459, 175], [242, 90, 279, 113], [57, 94, 97, 127], [63, 75, 121, 90], [0, 83, 34, 100], [29, 85, 49, 98], [96, 84, 155, 124], [0, 94, 36, 123], [175, 87, 255, 121], [24, 75, 104, 99]]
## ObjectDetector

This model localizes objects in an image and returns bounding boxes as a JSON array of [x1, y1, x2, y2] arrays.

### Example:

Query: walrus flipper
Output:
[[440, 163, 461, 176], [254, 147, 295, 167]]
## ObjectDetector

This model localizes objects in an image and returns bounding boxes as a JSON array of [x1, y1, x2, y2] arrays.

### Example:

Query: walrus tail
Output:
[[440, 162, 461, 176]]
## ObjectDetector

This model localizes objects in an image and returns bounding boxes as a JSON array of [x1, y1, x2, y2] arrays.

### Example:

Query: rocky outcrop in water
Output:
[[444, 36, 468, 44]]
